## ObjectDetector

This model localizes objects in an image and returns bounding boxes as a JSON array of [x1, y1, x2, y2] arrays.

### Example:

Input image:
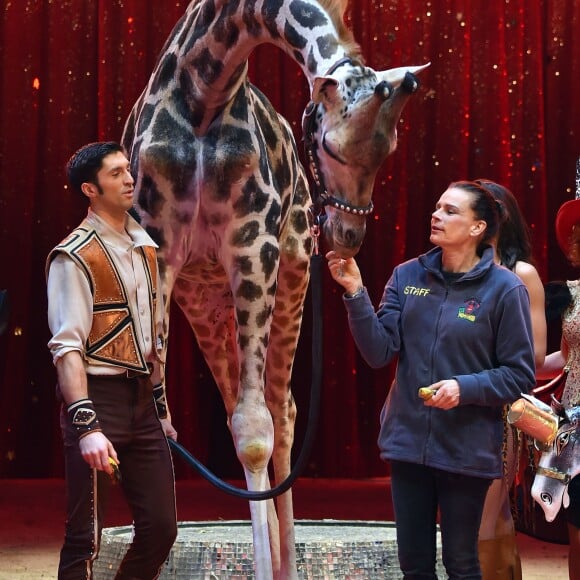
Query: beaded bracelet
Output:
[[67, 398, 102, 439]]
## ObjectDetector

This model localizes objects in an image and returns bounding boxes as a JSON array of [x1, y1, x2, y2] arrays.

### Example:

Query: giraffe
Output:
[[122, 1, 427, 577]]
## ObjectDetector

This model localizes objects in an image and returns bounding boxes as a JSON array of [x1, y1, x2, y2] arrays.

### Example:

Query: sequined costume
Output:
[[562, 281, 580, 409]]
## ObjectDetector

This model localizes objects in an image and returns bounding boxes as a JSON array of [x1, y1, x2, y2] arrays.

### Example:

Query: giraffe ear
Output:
[[312, 76, 340, 105]]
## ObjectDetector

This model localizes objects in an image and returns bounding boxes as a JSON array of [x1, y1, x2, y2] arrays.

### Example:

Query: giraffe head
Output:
[[304, 61, 429, 258]]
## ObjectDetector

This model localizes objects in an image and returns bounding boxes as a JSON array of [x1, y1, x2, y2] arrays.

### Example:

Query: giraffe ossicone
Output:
[[122, 1, 427, 578]]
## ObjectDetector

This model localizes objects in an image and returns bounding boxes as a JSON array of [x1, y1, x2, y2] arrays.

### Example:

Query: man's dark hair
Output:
[[66, 141, 124, 197]]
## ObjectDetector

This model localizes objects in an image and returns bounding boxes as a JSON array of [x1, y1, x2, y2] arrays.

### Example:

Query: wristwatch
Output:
[[345, 287, 365, 299]]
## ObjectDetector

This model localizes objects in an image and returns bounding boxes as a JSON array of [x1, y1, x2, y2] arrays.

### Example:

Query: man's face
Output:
[[89, 151, 134, 217]]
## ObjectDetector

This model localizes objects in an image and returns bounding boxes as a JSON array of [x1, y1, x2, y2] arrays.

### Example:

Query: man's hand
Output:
[[423, 379, 461, 410], [161, 417, 178, 441], [78, 431, 118, 475]]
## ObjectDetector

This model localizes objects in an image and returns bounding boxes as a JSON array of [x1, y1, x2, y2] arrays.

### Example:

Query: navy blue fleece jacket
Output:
[[344, 245, 535, 479]]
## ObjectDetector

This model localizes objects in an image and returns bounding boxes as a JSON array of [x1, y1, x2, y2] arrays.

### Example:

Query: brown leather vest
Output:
[[47, 225, 158, 373]]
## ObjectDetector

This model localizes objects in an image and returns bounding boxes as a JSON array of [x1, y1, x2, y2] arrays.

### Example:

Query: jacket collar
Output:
[[419, 245, 495, 282]]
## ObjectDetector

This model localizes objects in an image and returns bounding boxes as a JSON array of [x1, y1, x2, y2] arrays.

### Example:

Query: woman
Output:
[[535, 195, 580, 580], [481, 179, 547, 368], [326, 180, 536, 578], [476, 180, 546, 580]]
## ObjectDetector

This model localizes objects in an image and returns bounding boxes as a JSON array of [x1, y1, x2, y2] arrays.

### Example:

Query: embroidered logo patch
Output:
[[457, 297, 481, 322]]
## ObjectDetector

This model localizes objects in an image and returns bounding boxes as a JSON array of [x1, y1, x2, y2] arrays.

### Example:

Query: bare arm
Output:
[[515, 261, 547, 368], [536, 338, 568, 380], [55, 350, 89, 405]]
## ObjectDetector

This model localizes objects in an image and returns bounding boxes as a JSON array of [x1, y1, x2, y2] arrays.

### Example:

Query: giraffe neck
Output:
[[160, 0, 351, 129]]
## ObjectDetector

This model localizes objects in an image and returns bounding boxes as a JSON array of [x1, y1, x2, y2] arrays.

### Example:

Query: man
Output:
[[46, 141, 177, 579]]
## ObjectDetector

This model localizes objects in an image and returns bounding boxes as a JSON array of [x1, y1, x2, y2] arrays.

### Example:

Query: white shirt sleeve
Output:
[[46, 253, 93, 365]]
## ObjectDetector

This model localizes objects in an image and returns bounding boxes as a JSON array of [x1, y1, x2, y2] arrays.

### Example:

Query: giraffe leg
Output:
[[173, 278, 277, 579], [266, 357, 299, 580], [264, 253, 310, 580], [232, 391, 275, 580], [266, 497, 281, 574], [172, 278, 239, 416]]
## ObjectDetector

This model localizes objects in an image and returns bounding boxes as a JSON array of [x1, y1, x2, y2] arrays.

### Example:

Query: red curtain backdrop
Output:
[[0, 1, 578, 479]]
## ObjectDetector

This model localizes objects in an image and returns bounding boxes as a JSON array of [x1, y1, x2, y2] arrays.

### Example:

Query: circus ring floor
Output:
[[0, 478, 569, 579]]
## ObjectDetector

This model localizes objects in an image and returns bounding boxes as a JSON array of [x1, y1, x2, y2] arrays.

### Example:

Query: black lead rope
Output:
[[168, 252, 323, 500]]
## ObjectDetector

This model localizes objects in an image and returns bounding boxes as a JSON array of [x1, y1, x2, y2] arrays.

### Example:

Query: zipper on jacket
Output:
[[421, 285, 449, 463]]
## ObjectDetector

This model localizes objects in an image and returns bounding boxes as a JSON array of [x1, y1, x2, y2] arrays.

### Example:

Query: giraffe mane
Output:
[[316, 0, 363, 64]]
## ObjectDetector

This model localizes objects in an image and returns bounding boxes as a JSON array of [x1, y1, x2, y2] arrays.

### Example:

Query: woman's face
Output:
[[430, 187, 486, 249]]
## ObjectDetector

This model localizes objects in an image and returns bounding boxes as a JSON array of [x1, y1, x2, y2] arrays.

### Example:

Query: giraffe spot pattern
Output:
[[192, 47, 224, 86], [283, 21, 308, 51], [281, 268, 305, 291], [206, 124, 257, 201], [293, 49, 305, 66], [237, 279, 264, 302], [265, 202, 281, 236], [260, 241, 280, 280], [137, 173, 166, 219], [256, 304, 273, 328], [290, 207, 308, 234], [174, 81, 206, 129], [238, 332, 249, 349], [266, 281, 277, 296], [230, 84, 251, 124], [243, 0, 262, 38], [306, 48, 317, 73], [231, 221, 260, 247], [234, 176, 270, 218], [145, 225, 165, 250], [234, 255, 254, 275], [183, 2, 216, 55], [224, 60, 249, 93], [253, 90, 279, 145], [213, 0, 242, 48], [273, 156, 292, 194], [136, 104, 156, 142], [144, 142, 197, 203], [316, 33, 339, 59], [261, 0, 283, 39], [290, 0, 328, 28], [237, 309, 250, 328], [150, 52, 178, 95]]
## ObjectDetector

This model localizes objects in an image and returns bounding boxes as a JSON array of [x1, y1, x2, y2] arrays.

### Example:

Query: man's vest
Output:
[[47, 224, 158, 373]]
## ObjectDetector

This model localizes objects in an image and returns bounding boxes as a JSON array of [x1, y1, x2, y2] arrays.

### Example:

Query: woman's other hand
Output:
[[423, 379, 461, 410]]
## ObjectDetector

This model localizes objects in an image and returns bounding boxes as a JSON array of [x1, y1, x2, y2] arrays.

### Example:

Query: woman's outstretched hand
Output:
[[326, 250, 364, 295]]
